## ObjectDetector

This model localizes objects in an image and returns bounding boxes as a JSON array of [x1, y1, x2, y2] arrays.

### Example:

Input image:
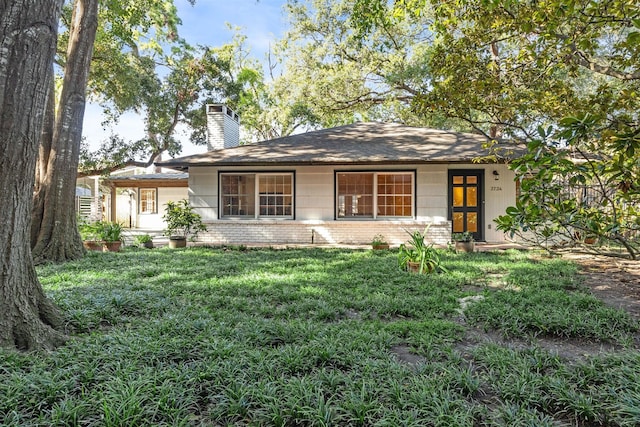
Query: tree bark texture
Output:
[[31, 67, 55, 248], [0, 0, 66, 350], [31, 0, 99, 263]]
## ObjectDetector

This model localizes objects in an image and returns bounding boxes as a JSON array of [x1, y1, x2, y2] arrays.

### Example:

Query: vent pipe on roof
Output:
[[206, 104, 240, 150]]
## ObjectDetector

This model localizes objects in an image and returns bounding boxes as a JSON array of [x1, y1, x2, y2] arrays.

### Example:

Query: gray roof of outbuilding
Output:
[[156, 122, 520, 171], [106, 173, 188, 181]]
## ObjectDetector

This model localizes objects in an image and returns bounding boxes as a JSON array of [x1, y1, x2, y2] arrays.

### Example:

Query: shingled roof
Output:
[[157, 122, 518, 171]]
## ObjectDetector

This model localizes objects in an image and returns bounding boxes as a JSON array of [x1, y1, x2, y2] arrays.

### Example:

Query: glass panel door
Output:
[[448, 170, 483, 241]]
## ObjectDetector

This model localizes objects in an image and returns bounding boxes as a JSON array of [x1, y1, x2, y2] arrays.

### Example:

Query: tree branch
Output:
[[77, 155, 159, 178], [571, 49, 640, 80]]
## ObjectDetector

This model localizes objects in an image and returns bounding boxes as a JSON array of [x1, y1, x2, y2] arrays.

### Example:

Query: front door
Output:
[[448, 170, 484, 241]]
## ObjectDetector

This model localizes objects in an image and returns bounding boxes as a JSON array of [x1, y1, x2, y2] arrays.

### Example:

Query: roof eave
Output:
[[156, 157, 508, 170]]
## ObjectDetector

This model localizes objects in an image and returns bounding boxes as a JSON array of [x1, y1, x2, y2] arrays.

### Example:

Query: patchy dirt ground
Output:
[[475, 253, 639, 361], [393, 253, 640, 368], [569, 253, 640, 320]]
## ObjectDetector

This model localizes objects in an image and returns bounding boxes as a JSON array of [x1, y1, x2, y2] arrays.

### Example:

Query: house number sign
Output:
[[490, 186, 502, 191]]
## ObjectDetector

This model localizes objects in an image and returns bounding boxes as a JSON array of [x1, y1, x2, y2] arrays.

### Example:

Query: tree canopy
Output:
[[252, 0, 467, 135], [353, 0, 640, 258]]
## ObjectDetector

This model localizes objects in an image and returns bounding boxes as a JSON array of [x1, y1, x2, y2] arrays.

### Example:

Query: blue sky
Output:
[[82, 0, 288, 156], [176, 0, 286, 56]]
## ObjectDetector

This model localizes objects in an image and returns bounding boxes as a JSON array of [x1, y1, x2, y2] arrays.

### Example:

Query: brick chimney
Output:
[[206, 104, 239, 150]]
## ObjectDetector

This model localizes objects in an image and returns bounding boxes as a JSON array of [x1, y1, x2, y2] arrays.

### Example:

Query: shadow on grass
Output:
[[14, 247, 638, 427]]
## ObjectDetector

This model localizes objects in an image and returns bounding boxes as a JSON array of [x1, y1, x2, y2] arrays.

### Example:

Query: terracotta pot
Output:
[[83, 241, 102, 251], [102, 241, 122, 252], [372, 244, 389, 250], [169, 236, 187, 248], [406, 261, 422, 273], [455, 241, 475, 253]]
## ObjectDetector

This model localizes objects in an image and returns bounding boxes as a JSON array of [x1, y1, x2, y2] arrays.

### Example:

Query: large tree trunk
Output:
[[0, 0, 66, 350], [31, 68, 55, 248], [31, 0, 99, 263]]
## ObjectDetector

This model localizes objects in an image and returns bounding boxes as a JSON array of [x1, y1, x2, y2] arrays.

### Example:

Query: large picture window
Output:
[[139, 188, 157, 214], [337, 172, 414, 219], [221, 173, 293, 218]]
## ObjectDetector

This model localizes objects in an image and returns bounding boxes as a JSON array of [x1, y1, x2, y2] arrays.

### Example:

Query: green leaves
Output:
[[9, 248, 638, 424], [498, 114, 640, 258], [397, 228, 448, 274], [162, 199, 207, 239]]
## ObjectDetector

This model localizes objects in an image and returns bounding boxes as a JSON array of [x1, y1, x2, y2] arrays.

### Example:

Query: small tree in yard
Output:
[[496, 116, 640, 260], [163, 200, 207, 241]]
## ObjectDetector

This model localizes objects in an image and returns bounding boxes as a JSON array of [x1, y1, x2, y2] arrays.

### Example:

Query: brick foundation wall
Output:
[[196, 220, 451, 246]]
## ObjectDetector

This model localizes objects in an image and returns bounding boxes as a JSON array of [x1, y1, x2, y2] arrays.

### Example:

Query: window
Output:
[[221, 173, 293, 218], [337, 172, 414, 219], [337, 173, 373, 217], [377, 173, 413, 217], [221, 175, 256, 217], [139, 188, 157, 214], [259, 175, 293, 216]]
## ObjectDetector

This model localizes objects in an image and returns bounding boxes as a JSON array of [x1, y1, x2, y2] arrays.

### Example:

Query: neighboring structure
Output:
[[104, 171, 188, 229], [76, 175, 102, 222], [156, 104, 520, 246]]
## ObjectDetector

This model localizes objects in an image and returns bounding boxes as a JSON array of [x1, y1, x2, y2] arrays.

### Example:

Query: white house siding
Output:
[[115, 193, 134, 226], [136, 187, 189, 229], [415, 164, 448, 222], [448, 163, 516, 243], [188, 167, 219, 221], [188, 164, 516, 245]]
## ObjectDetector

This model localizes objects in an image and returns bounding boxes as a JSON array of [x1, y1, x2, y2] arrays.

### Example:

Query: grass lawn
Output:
[[1, 247, 639, 426]]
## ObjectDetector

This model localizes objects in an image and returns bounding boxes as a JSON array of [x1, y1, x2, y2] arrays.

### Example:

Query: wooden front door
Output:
[[448, 170, 484, 241]]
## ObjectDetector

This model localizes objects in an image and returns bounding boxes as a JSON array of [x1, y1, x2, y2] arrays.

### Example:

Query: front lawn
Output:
[[1, 247, 638, 426]]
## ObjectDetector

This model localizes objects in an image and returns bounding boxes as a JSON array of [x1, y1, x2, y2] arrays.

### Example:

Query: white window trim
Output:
[[220, 172, 294, 219], [336, 171, 415, 220]]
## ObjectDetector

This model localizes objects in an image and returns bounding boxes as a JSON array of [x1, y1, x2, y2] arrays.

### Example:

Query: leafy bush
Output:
[[370, 234, 388, 246], [78, 220, 99, 241], [162, 199, 206, 239], [133, 234, 153, 247], [79, 220, 123, 242], [97, 221, 123, 242], [451, 232, 474, 242]]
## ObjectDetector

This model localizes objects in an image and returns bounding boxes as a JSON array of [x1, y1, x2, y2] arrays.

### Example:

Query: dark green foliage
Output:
[[0, 248, 637, 425], [79, 220, 124, 242], [162, 199, 206, 239]]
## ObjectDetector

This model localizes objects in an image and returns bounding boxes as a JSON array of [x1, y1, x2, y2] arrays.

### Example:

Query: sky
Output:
[[82, 0, 288, 157]]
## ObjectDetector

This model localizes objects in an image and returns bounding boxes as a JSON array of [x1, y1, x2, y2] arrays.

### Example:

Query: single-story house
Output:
[[156, 104, 520, 246]]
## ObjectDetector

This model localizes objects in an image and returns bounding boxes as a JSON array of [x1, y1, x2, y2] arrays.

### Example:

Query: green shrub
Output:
[[162, 199, 206, 240]]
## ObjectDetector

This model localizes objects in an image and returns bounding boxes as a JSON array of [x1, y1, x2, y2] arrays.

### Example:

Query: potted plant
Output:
[[97, 221, 123, 252], [79, 220, 102, 251], [451, 231, 475, 253], [162, 199, 207, 248], [398, 228, 447, 274], [134, 234, 154, 249], [574, 221, 599, 245], [370, 234, 389, 250]]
